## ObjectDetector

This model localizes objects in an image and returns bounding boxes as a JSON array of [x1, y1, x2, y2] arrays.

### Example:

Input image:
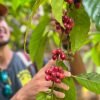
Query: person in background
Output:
[[0, 3, 85, 100]]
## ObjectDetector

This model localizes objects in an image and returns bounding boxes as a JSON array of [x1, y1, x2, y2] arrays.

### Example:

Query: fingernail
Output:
[[65, 85, 70, 90], [67, 72, 71, 77], [62, 93, 65, 98], [66, 86, 70, 90]]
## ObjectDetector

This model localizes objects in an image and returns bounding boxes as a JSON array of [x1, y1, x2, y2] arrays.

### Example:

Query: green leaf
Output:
[[52, 32, 60, 47], [32, 0, 46, 16], [91, 33, 100, 44], [70, 6, 90, 53], [12, 0, 30, 11], [82, 0, 100, 30], [35, 34, 48, 69], [12, 0, 20, 11], [0, 0, 3, 3], [74, 73, 100, 94], [91, 43, 100, 66], [36, 92, 47, 100], [20, 0, 30, 6], [63, 78, 77, 100], [29, 15, 50, 70], [57, 61, 68, 70], [51, 0, 64, 24], [58, 61, 77, 100]]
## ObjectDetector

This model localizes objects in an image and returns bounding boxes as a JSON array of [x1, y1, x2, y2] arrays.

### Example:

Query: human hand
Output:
[[11, 60, 71, 100]]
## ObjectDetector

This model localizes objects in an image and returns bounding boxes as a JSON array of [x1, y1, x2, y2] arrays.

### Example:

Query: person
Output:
[[0, 3, 86, 100]]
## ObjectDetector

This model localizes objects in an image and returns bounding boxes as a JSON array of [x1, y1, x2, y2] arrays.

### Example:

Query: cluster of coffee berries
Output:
[[65, 0, 81, 9], [52, 49, 66, 60], [45, 66, 65, 83], [55, 14, 74, 35], [62, 15, 74, 34]]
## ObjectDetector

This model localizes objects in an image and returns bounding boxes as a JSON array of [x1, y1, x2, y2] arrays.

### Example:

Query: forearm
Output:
[[69, 52, 86, 75], [10, 89, 26, 100]]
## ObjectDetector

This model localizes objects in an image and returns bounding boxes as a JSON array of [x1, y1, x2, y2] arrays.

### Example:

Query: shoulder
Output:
[[16, 51, 32, 67], [16, 51, 38, 74]]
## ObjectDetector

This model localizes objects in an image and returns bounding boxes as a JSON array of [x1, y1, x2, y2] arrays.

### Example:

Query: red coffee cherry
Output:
[[52, 50, 57, 55], [55, 21, 62, 30], [53, 66, 59, 72], [59, 73, 65, 79], [45, 75, 51, 81], [45, 70, 50, 75], [56, 72, 60, 78], [74, 0, 81, 8], [55, 78, 61, 83], [56, 49, 62, 54], [52, 55, 57, 60], [65, 0, 74, 4], [51, 72, 56, 77], [60, 53, 66, 60], [75, 2, 81, 8]]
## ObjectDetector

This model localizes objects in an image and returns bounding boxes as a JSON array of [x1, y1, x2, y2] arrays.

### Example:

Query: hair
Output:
[[0, 3, 8, 17], [0, 16, 4, 21]]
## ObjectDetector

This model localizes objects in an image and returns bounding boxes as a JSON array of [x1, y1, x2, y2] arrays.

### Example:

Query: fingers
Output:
[[38, 87, 49, 93], [37, 81, 68, 99], [55, 82, 69, 91], [43, 59, 55, 70], [42, 81, 52, 87], [39, 88, 65, 99], [64, 71, 71, 77], [39, 59, 55, 75], [43, 81, 69, 92], [53, 90, 65, 99]]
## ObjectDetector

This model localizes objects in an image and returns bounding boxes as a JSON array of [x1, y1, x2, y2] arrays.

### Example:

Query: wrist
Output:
[[11, 89, 27, 100]]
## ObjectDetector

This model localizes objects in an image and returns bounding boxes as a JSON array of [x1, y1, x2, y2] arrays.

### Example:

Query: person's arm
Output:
[[11, 60, 71, 100], [69, 52, 86, 75]]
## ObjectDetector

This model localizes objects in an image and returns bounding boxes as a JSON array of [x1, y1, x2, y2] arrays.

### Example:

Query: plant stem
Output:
[[59, 32, 63, 49], [51, 82, 55, 100], [24, 13, 33, 52]]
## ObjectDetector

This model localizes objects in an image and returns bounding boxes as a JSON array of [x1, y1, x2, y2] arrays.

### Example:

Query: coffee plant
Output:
[[1, 0, 100, 100], [28, 0, 100, 100]]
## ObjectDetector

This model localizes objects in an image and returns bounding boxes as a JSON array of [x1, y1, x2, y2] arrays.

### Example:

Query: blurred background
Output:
[[0, 0, 100, 100]]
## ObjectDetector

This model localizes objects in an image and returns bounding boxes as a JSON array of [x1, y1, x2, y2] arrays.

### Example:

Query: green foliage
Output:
[[51, 0, 64, 25], [74, 73, 100, 94], [29, 15, 50, 69], [0, 0, 3, 3], [36, 92, 47, 100], [31, 0, 46, 16], [91, 43, 100, 66], [70, 6, 90, 53], [12, 0, 30, 11], [52, 32, 60, 47], [62, 78, 77, 100], [90, 33, 100, 66], [1, 0, 100, 99], [84, 33, 100, 66], [57, 61, 77, 100], [82, 0, 100, 30], [91, 33, 100, 44]]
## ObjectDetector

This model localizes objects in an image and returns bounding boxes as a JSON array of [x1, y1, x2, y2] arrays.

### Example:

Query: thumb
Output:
[[41, 59, 55, 71]]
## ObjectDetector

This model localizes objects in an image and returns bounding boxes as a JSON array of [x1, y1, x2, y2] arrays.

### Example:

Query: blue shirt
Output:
[[0, 53, 36, 100]]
